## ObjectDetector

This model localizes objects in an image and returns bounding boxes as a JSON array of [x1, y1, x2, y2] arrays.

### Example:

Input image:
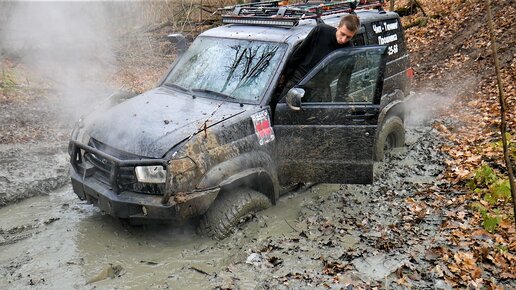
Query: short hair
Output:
[[338, 14, 360, 33]]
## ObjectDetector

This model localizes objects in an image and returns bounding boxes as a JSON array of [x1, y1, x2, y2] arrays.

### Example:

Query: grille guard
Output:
[[70, 140, 168, 194]]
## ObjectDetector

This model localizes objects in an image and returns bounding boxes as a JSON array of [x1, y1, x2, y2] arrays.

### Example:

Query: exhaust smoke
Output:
[[0, 2, 119, 123]]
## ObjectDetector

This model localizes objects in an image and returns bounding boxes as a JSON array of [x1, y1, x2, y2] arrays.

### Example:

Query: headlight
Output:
[[135, 166, 166, 183]]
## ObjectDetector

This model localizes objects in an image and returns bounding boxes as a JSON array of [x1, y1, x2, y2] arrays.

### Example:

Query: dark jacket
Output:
[[287, 23, 353, 83]]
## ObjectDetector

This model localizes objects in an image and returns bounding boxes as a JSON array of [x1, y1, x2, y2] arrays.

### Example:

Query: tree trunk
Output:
[[486, 0, 516, 226], [395, 0, 426, 17]]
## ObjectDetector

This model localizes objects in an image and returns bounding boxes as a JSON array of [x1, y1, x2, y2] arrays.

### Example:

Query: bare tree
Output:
[[486, 0, 516, 226]]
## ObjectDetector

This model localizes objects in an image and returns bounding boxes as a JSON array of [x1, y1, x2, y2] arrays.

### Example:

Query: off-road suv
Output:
[[69, 0, 413, 239]]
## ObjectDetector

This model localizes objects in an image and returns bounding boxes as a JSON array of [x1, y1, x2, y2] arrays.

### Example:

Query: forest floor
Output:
[[0, 0, 514, 289]]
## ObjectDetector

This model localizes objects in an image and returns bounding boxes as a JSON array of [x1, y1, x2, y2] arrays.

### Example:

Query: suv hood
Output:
[[86, 87, 247, 158]]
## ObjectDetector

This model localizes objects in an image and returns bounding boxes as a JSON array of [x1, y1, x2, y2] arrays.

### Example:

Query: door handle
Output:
[[351, 111, 375, 122], [351, 113, 375, 118]]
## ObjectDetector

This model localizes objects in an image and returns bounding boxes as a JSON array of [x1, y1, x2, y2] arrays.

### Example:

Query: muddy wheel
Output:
[[198, 189, 271, 240], [374, 116, 405, 161]]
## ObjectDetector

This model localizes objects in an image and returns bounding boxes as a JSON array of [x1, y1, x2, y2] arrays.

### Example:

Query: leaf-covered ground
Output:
[[399, 0, 515, 287]]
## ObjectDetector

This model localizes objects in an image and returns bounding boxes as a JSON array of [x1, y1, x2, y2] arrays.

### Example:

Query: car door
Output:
[[274, 46, 387, 184]]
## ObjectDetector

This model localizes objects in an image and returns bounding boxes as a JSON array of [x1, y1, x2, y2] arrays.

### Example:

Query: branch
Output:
[[145, 20, 172, 33], [395, 0, 426, 17]]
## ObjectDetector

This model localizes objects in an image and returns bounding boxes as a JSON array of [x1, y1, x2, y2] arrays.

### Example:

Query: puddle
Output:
[[0, 183, 341, 289]]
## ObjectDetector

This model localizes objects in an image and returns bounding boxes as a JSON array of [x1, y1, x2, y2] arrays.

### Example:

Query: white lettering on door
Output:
[[378, 34, 398, 45]]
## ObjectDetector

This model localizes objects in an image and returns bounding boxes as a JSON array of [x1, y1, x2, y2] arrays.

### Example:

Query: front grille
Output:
[[83, 138, 164, 195]]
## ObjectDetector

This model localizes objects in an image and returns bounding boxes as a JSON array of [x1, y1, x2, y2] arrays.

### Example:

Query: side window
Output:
[[301, 50, 382, 103], [352, 33, 365, 46]]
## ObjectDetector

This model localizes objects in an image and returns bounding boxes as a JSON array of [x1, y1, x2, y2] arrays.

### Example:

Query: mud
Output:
[[0, 93, 456, 289], [0, 142, 69, 206]]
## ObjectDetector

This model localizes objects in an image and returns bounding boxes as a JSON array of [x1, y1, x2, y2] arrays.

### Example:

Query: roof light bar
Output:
[[219, 0, 386, 27], [222, 17, 298, 27]]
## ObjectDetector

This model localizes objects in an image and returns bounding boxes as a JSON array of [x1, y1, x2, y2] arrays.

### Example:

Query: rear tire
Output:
[[374, 116, 405, 161], [198, 189, 271, 240]]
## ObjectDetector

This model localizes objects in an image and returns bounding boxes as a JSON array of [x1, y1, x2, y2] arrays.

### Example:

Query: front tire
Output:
[[198, 189, 271, 240], [374, 116, 405, 161]]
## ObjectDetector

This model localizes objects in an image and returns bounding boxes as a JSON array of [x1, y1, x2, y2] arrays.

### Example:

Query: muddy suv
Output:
[[69, 1, 413, 239]]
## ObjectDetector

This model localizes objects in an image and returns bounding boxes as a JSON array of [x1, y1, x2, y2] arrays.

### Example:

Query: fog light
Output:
[[135, 166, 166, 183]]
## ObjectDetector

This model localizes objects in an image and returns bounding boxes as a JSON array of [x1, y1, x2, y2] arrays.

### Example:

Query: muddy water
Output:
[[0, 183, 342, 289], [0, 142, 69, 206]]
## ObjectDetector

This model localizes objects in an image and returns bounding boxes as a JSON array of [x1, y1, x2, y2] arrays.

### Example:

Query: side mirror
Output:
[[167, 33, 187, 55], [285, 87, 305, 111]]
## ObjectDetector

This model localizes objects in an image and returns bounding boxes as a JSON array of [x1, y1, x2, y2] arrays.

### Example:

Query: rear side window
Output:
[[369, 18, 405, 62], [352, 33, 365, 46]]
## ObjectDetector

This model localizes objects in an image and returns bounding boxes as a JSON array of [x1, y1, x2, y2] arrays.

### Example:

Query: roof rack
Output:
[[219, 0, 385, 27]]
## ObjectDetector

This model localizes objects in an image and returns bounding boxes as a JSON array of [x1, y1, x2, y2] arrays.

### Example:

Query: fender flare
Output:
[[197, 151, 280, 204], [377, 88, 405, 143], [378, 96, 405, 129]]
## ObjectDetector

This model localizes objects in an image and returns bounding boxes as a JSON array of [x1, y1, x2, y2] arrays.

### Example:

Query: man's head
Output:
[[336, 14, 360, 45]]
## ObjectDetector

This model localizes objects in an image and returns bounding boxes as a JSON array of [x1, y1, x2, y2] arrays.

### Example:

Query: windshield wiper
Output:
[[191, 89, 239, 101], [165, 83, 192, 94]]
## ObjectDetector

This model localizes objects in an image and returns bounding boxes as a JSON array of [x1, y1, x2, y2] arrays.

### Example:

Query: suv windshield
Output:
[[164, 37, 287, 103]]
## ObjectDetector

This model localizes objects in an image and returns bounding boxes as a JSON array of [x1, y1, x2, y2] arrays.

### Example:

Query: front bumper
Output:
[[71, 169, 219, 220], [69, 140, 219, 220]]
